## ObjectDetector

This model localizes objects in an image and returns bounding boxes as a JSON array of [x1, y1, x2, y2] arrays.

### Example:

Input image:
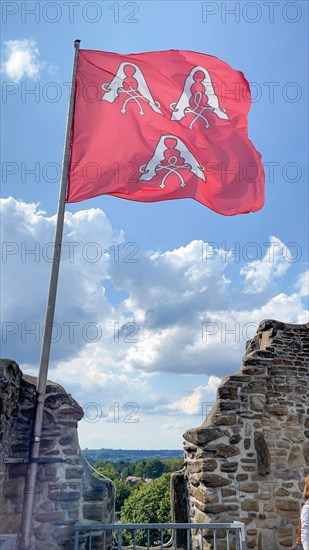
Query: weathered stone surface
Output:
[[187, 459, 217, 473], [263, 503, 275, 512], [82, 470, 114, 502], [285, 429, 305, 443], [193, 509, 210, 524], [218, 385, 238, 400], [35, 511, 66, 523], [304, 442, 309, 463], [2, 480, 23, 498], [2, 513, 23, 532], [239, 482, 259, 493], [276, 508, 299, 520], [59, 435, 76, 446], [241, 500, 259, 512], [220, 461, 238, 472], [275, 488, 289, 497], [44, 393, 80, 413], [56, 408, 82, 421], [287, 445, 304, 467], [219, 400, 239, 411], [250, 395, 266, 412], [200, 474, 231, 487], [183, 427, 223, 446], [178, 320, 309, 550], [211, 413, 237, 426], [268, 404, 288, 415], [39, 501, 54, 512], [280, 538, 294, 548], [221, 488, 236, 497], [34, 522, 53, 541], [229, 434, 241, 444], [65, 467, 84, 480], [206, 443, 239, 458], [254, 432, 271, 475], [278, 527, 293, 537], [190, 486, 216, 503], [48, 483, 81, 502], [201, 459, 217, 471], [37, 465, 57, 482], [52, 525, 75, 547], [0, 359, 115, 550], [275, 499, 299, 512], [277, 468, 301, 480], [204, 503, 231, 514], [83, 503, 105, 521]]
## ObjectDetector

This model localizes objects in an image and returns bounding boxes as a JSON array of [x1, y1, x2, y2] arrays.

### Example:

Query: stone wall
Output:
[[174, 319, 309, 550], [0, 359, 114, 550]]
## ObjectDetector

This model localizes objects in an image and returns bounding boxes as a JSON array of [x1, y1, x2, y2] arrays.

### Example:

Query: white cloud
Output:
[[2, 198, 307, 378], [1, 197, 308, 449], [2, 39, 40, 81], [110, 239, 231, 331], [1, 197, 123, 364], [165, 376, 221, 415], [52, 346, 147, 425], [1, 39, 55, 82], [295, 270, 309, 298], [240, 236, 291, 294]]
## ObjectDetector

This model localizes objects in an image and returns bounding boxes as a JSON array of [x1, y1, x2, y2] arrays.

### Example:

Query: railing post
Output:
[[74, 528, 79, 550], [235, 528, 240, 550], [232, 521, 247, 550], [214, 528, 217, 550], [117, 527, 122, 550], [70, 522, 246, 550], [186, 527, 191, 550], [241, 523, 248, 550]]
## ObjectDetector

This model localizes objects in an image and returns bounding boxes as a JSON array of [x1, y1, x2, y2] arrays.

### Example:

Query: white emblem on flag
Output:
[[170, 66, 229, 128], [101, 62, 163, 116], [139, 135, 205, 189]]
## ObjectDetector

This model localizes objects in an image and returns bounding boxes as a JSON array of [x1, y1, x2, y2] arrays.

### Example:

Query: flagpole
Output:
[[18, 39, 81, 550]]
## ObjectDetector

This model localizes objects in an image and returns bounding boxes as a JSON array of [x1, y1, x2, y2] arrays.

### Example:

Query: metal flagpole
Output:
[[18, 39, 81, 550]]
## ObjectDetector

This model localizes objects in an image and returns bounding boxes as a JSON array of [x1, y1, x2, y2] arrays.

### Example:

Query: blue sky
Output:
[[1, 1, 308, 449]]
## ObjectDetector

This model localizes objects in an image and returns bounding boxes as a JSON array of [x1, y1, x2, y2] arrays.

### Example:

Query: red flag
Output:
[[66, 49, 265, 215]]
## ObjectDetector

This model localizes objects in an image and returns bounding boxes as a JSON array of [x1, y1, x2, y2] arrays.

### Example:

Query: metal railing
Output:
[[0, 534, 18, 549], [74, 522, 247, 550]]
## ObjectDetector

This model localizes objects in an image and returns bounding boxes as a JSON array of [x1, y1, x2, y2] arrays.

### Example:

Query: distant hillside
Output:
[[82, 448, 183, 463]]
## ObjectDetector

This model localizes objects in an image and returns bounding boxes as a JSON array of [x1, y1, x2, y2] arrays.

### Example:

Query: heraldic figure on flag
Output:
[[170, 66, 229, 129], [67, 49, 265, 215], [139, 135, 205, 189], [101, 62, 163, 116]]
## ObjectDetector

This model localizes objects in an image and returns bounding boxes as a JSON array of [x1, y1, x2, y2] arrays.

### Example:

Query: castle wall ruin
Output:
[[0, 359, 114, 550], [174, 319, 309, 550]]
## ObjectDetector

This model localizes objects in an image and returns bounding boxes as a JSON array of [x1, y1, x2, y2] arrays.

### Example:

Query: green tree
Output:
[[119, 463, 135, 478], [162, 458, 183, 473], [134, 458, 165, 479], [114, 479, 133, 512], [120, 473, 172, 545], [93, 461, 118, 481]]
